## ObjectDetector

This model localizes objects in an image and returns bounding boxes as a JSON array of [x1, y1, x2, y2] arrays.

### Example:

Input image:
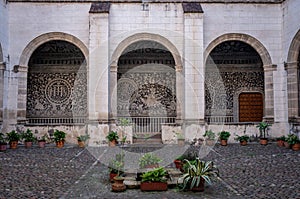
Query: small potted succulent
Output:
[[139, 153, 162, 169], [6, 130, 21, 149], [203, 130, 216, 146], [218, 131, 231, 146], [106, 131, 119, 147], [256, 122, 271, 145], [21, 129, 37, 148], [235, 135, 250, 146], [53, 130, 66, 148], [140, 167, 169, 191], [0, 133, 7, 151], [77, 134, 90, 148], [178, 158, 219, 192]]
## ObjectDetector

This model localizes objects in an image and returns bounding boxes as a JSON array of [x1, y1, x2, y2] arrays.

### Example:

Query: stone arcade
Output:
[[0, 0, 300, 145]]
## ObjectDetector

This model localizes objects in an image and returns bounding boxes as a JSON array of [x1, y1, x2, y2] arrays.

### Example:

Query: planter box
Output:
[[140, 182, 168, 191]]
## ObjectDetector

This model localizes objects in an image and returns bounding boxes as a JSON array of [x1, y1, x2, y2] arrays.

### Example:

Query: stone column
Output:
[[88, 2, 110, 124], [0, 62, 5, 122], [109, 63, 118, 122], [263, 64, 276, 123], [175, 66, 183, 124], [285, 61, 300, 122]]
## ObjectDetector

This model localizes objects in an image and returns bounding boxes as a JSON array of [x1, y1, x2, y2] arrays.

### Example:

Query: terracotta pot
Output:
[[110, 172, 118, 182], [174, 160, 183, 172], [260, 138, 268, 145], [140, 182, 168, 191], [191, 178, 205, 192], [9, 141, 18, 149], [277, 140, 284, 147], [0, 144, 7, 151], [24, 141, 33, 148], [220, 139, 228, 146], [78, 141, 85, 148], [56, 140, 64, 148], [38, 141, 46, 148], [292, 143, 300, 151], [284, 141, 291, 149], [111, 176, 126, 192], [109, 140, 117, 147], [240, 141, 248, 146]]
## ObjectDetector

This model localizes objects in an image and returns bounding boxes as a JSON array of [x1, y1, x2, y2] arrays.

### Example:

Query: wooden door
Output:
[[239, 92, 263, 122]]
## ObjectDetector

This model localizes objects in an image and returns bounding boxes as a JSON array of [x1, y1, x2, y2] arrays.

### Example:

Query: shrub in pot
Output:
[[219, 131, 231, 146], [53, 130, 66, 148], [21, 129, 36, 148], [286, 134, 300, 151], [6, 130, 21, 149], [77, 134, 90, 148], [140, 167, 169, 191], [0, 133, 7, 151], [235, 135, 250, 146], [106, 131, 119, 147], [139, 153, 162, 169], [276, 136, 286, 147], [178, 158, 219, 192], [37, 134, 48, 148], [203, 130, 216, 146], [256, 122, 271, 145]]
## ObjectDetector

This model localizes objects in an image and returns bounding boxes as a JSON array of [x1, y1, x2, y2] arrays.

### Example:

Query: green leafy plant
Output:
[[219, 131, 231, 140], [235, 135, 250, 142], [53, 130, 66, 142], [77, 134, 90, 142], [276, 135, 286, 141], [256, 122, 271, 139], [286, 134, 300, 145], [21, 129, 36, 142], [141, 167, 168, 183], [109, 153, 125, 176], [139, 153, 162, 169], [203, 130, 215, 140], [178, 158, 219, 190], [106, 131, 119, 142], [6, 130, 21, 142], [38, 134, 49, 142], [0, 133, 7, 144]]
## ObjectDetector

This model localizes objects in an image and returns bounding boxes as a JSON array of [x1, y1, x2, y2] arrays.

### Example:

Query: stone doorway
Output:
[[116, 40, 176, 140]]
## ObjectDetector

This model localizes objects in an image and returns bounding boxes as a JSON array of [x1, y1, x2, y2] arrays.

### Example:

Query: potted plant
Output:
[[203, 130, 216, 146], [118, 118, 130, 145], [256, 122, 271, 145], [106, 131, 119, 147], [77, 134, 90, 148], [286, 134, 300, 151], [178, 158, 219, 192], [139, 153, 162, 169], [21, 129, 36, 148], [176, 132, 185, 146], [0, 133, 7, 152], [37, 134, 48, 148], [6, 130, 20, 149], [235, 135, 250, 146], [219, 131, 231, 146], [53, 129, 66, 148], [174, 155, 185, 172], [140, 167, 169, 191], [276, 136, 286, 147], [110, 153, 126, 192]]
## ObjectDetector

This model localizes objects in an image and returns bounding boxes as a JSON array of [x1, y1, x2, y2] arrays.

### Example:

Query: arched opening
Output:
[[116, 40, 176, 135], [26, 40, 87, 124], [205, 40, 264, 123]]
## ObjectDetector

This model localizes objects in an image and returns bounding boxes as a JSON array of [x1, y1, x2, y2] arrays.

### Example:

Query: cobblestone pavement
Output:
[[0, 142, 299, 199]]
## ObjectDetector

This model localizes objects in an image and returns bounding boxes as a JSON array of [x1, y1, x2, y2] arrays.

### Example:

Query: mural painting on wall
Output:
[[27, 40, 87, 119]]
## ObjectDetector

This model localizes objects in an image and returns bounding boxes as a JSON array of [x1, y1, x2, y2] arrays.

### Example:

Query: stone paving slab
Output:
[[0, 142, 299, 199]]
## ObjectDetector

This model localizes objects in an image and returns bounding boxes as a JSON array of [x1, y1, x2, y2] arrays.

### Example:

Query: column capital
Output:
[[110, 64, 118, 72], [263, 64, 277, 72], [284, 61, 298, 70], [0, 62, 6, 70]]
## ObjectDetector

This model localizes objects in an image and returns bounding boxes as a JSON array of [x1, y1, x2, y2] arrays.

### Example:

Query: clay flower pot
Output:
[[0, 144, 7, 152], [260, 138, 268, 145], [24, 141, 33, 148], [292, 143, 300, 151], [220, 139, 228, 146], [38, 141, 46, 148], [56, 140, 64, 148], [111, 176, 126, 192], [240, 141, 248, 146], [9, 141, 18, 149]]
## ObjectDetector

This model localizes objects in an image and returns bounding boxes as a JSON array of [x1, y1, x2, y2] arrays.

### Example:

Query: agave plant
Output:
[[178, 158, 219, 190]]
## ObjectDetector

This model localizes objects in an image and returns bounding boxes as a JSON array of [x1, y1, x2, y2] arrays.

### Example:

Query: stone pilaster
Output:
[[0, 62, 5, 122], [109, 63, 118, 122], [88, 2, 110, 123], [263, 64, 276, 123], [285, 61, 300, 122]]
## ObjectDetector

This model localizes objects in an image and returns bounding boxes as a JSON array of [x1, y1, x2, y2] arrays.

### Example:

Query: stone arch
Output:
[[110, 33, 182, 70], [286, 29, 300, 121], [205, 33, 275, 122], [204, 33, 272, 67], [19, 32, 88, 67], [17, 32, 88, 123]]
